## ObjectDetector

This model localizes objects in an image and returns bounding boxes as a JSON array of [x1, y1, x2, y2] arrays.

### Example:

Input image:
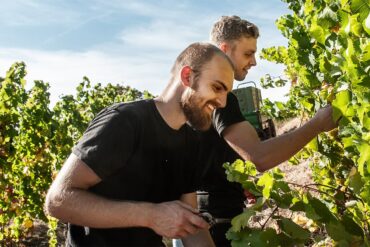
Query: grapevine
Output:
[[226, 0, 370, 245]]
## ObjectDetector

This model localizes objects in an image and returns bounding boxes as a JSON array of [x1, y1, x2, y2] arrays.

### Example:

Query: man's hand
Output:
[[312, 105, 338, 132], [148, 200, 210, 239]]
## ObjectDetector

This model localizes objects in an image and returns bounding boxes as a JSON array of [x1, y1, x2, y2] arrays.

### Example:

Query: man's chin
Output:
[[235, 73, 247, 81], [186, 121, 212, 132]]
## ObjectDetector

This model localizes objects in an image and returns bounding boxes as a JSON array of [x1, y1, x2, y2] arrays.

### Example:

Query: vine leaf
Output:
[[358, 142, 370, 176], [277, 218, 310, 240], [364, 12, 370, 35], [230, 209, 255, 232], [257, 173, 274, 199], [332, 90, 351, 122]]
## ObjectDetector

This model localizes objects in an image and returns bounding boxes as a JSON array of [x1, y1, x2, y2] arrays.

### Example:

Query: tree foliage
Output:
[[0, 62, 152, 245]]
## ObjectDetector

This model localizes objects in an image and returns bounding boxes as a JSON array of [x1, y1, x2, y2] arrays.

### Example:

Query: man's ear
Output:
[[219, 42, 229, 53], [180, 66, 192, 87]]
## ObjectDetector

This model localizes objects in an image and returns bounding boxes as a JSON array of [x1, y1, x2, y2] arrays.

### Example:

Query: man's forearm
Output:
[[224, 118, 323, 172], [182, 229, 215, 247], [256, 118, 321, 171], [45, 187, 153, 228]]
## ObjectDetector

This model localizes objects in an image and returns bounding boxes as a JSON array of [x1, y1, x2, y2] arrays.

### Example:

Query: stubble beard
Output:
[[235, 69, 248, 81]]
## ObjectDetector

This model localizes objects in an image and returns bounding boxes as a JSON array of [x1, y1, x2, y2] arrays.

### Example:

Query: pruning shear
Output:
[[199, 212, 232, 227]]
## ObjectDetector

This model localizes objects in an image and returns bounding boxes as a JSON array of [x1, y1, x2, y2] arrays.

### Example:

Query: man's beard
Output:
[[181, 92, 212, 131]]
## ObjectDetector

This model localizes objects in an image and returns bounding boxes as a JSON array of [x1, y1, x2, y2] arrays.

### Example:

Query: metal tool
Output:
[[199, 212, 231, 227]]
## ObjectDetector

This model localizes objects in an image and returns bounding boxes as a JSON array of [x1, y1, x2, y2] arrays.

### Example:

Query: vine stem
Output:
[[261, 206, 279, 230], [287, 181, 364, 204]]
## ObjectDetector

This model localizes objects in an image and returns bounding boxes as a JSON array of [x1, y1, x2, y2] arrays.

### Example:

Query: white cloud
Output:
[[0, 48, 172, 106]]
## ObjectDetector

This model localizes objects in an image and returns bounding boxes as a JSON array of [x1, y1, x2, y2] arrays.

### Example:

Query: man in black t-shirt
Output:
[[197, 16, 338, 246], [45, 42, 235, 247]]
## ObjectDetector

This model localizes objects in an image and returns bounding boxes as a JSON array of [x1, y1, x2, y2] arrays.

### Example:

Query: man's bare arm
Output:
[[223, 106, 337, 172], [44, 153, 209, 238]]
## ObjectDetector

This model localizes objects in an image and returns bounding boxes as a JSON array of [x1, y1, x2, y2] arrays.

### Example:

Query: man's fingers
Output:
[[175, 201, 209, 229], [183, 221, 201, 235], [186, 212, 210, 229]]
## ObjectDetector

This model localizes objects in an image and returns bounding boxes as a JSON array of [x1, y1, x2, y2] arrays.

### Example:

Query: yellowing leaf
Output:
[[257, 173, 274, 198], [23, 219, 33, 229]]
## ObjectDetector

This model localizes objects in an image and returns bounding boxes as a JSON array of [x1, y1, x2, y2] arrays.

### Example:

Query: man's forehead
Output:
[[234, 37, 257, 50]]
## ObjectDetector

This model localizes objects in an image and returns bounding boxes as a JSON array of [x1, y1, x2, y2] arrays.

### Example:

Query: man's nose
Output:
[[251, 54, 257, 66], [250, 55, 257, 66]]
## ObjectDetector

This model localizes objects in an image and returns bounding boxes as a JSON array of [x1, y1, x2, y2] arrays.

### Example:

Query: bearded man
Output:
[[45, 42, 234, 247]]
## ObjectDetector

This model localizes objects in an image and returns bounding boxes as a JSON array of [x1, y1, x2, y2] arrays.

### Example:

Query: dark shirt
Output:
[[199, 92, 246, 217], [69, 100, 202, 247]]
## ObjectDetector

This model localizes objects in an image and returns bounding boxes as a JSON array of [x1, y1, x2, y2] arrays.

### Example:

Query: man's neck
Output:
[[154, 91, 186, 130]]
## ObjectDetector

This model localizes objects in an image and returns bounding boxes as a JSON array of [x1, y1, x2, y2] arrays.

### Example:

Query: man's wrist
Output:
[[137, 202, 156, 228]]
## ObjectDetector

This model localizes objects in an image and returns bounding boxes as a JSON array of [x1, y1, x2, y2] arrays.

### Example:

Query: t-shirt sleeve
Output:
[[212, 92, 245, 136], [72, 107, 137, 180]]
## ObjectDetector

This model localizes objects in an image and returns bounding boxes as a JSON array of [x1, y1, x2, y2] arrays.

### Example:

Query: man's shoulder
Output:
[[212, 92, 245, 135], [102, 99, 154, 120], [87, 99, 153, 131], [225, 92, 239, 108], [112, 99, 153, 113]]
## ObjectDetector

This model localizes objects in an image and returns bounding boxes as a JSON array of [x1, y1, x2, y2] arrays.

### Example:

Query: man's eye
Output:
[[214, 86, 222, 92]]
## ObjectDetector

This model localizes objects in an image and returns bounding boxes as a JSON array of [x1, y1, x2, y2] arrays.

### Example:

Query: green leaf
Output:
[[353, 0, 370, 22], [227, 228, 282, 247], [348, 167, 365, 193], [360, 183, 370, 204], [318, 6, 338, 28], [358, 142, 370, 176], [274, 180, 290, 193], [342, 214, 364, 237], [277, 218, 310, 240], [364, 12, 370, 35], [362, 40, 370, 62], [342, 136, 355, 149], [349, 14, 363, 36], [309, 197, 336, 223], [326, 220, 353, 242], [230, 209, 255, 232], [305, 137, 318, 151], [332, 90, 351, 121], [310, 21, 326, 45], [290, 200, 306, 212], [257, 173, 274, 198], [363, 111, 370, 130]]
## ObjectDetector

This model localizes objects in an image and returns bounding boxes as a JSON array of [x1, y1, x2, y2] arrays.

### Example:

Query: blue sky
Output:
[[0, 0, 291, 105]]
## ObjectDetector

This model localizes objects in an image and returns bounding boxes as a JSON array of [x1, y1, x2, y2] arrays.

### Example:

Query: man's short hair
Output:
[[171, 42, 234, 83], [210, 15, 259, 45]]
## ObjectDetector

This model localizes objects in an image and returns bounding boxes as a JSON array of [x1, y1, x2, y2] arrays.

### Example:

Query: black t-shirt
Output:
[[69, 99, 202, 247], [198, 93, 246, 218]]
